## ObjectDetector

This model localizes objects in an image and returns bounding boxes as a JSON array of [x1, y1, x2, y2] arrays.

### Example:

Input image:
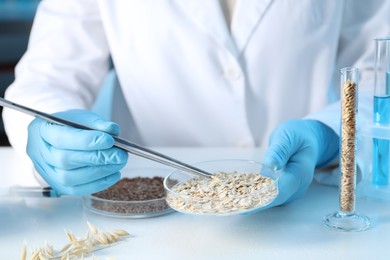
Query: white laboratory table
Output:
[[1, 146, 389, 259]]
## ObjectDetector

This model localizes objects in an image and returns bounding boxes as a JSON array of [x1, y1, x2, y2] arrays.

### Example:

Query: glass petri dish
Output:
[[83, 167, 175, 218], [164, 159, 279, 216]]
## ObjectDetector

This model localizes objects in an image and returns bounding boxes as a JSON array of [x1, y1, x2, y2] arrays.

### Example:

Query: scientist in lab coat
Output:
[[3, 1, 390, 208]]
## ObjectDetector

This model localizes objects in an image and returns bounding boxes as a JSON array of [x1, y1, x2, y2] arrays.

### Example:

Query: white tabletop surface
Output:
[[0, 146, 389, 259]]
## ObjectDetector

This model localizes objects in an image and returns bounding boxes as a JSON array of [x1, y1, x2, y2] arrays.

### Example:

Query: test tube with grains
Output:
[[324, 67, 370, 232], [340, 79, 357, 212]]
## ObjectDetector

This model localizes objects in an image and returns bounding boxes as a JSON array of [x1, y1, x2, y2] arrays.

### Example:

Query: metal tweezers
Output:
[[0, 97, 212, 178]]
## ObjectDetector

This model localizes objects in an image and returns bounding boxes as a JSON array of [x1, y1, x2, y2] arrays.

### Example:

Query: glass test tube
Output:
[[372, 37, 390, 186], [324, 67, 370, 231]]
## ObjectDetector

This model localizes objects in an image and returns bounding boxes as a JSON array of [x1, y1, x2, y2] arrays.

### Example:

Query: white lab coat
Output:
[[3, 0, 390, 156]]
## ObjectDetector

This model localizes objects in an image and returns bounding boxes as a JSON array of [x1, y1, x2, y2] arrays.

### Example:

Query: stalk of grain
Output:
[[21, 222, 130, 259]]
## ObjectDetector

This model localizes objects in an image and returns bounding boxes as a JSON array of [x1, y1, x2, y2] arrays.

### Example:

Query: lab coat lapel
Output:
[[232, 0, 273, 54], [177, 0, 239, 58]]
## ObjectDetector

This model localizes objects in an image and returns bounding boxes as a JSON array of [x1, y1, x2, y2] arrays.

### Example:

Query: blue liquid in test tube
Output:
[[372, 37, 390, 186], [373, 91, 390, 185]]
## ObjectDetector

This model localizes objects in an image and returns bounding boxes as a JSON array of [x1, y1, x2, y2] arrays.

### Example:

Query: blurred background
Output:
[[0, 0, 41, 146]]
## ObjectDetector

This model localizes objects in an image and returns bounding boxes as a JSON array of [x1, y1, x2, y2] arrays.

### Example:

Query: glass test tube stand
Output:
[[324, 67, 370, 232], [357, 37, 390, 201]]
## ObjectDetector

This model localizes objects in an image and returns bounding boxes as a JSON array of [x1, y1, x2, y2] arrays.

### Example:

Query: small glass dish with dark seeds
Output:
[[83, 167, 176, 218]]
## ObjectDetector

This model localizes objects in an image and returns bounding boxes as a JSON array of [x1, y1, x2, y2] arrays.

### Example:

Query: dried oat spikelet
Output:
[[109, 232, 120, 240], [60, 252, 70, 260], [60, 243, 72, 253], [114, 229, 130, 237], [87, 221, 99, 235], [38, 251, 48, 260], [30, 249, 39, 260], [96, 233, 108, 245], [20, 242, 27, 260], [70, 246, 89, 257], [44, 241, 54, 258], [65, 230, 77, 245]]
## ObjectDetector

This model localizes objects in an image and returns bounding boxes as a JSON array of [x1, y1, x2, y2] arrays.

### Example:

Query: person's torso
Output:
[[97, 0, 343, 147]]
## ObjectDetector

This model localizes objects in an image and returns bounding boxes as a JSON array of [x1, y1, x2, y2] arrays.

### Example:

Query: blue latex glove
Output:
[[27, 109, 129, 196], [261, 119, 339, 209]]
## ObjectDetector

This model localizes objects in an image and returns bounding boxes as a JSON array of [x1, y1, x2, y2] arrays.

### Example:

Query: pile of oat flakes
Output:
[[166, 171, 277, 215]]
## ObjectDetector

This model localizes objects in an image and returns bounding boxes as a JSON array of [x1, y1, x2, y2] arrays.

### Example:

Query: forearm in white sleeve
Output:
[[2, 0, 111, 156]]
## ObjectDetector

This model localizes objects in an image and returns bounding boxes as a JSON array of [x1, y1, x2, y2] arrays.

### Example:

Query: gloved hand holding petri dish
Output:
[[165, 119, 340, 216]]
